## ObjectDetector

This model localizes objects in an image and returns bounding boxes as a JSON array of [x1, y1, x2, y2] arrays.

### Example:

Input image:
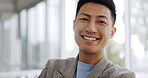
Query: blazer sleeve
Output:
[[38, 59, 61, 78], [38, 60, 51, 78], [38, 66, 48, 78], [120, 72, 136, 78]]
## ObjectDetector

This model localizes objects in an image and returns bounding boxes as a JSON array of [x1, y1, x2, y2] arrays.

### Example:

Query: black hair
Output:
[[76, 0, 116, 25]]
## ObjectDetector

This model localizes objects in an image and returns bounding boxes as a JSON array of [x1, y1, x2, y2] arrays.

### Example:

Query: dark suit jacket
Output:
[[38, 56, 135, 78]]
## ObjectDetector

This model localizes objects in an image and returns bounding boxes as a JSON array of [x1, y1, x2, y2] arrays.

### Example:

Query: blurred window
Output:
[[130, 0, 148, 77], [23, 1, 46, 69], [47, 0, 61, 59], [106, 0, 125, 67]]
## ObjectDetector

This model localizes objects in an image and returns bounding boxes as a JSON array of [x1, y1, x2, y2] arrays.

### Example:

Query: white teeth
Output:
[[84, 36, 97, 41]]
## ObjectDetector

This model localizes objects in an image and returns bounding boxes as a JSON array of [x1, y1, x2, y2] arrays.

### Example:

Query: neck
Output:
[[78, 51, 103, 65]]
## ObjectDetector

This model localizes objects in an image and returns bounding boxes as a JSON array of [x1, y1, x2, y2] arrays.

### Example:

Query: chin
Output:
[[80, 48, 98, 54]]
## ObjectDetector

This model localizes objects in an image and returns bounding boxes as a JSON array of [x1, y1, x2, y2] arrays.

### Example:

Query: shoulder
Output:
[[100, 60, 136, 78], [46, 58, 74, 70], [38, 58, 74, 78]]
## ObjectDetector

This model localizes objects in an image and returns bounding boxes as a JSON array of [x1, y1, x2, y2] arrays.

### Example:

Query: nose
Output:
[[85, 21, 97, 33]]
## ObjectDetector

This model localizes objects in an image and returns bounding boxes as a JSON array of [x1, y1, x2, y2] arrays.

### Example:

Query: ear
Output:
[[110, 27, 116, 38], [73, 20, 76, 30]]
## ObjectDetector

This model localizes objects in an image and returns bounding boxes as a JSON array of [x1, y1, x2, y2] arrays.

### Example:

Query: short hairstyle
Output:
[[75, 0, 116, 25]]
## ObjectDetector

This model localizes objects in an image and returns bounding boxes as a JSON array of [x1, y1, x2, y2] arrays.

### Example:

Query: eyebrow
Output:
[[80, 13, 108, 20], [80, 13, 91, 17]]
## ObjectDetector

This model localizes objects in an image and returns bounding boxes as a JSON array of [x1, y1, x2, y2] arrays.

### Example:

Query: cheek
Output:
[[99, 28, 109, 35], [74, 24, 84, 34]]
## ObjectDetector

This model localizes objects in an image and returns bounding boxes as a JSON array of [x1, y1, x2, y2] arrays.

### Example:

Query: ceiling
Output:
[[0, 0, 15, 21], [0, 0, 43, 21]]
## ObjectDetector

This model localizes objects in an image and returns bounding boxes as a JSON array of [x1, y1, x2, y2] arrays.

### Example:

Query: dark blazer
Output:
[[38, 56, 135, 78]]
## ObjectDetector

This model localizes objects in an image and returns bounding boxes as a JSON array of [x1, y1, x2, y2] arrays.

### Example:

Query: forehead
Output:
[[78, 2, 112, 20]]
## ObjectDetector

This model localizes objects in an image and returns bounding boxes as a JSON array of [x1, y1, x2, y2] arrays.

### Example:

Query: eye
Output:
[[98, 21, 106, 24], [80, 18, 89, 22]]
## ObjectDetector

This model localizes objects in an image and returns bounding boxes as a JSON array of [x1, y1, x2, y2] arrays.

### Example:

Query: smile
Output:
[[81, 35, 100, 41]]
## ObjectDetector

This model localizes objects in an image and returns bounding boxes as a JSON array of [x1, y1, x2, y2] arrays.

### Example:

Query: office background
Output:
[[0, 0, 148, 78]]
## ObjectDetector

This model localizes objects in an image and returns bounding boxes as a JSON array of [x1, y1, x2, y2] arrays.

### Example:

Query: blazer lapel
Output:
[[87, 56, 108, 78], [53, 71, 63, 78], [52, 57, 78, 78]]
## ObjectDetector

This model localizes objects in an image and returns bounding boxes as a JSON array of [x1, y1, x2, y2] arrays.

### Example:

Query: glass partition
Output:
[[106, 0, 125, 67], [130, 0, 148, 77]]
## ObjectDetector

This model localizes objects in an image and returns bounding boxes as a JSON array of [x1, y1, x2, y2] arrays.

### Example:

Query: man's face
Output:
[[73, 2, 116, 54]]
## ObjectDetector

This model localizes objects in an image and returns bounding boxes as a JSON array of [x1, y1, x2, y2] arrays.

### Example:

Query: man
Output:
[[39, 0, 135, 78]]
